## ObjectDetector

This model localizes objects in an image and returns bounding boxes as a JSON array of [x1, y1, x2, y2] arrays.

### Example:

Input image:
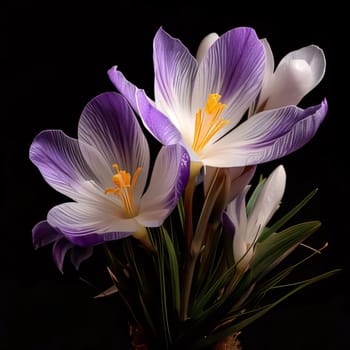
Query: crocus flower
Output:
[[108, 26, 327, 169], [224, 165, 286, 271], [255, 39, 326, 111], [29, 92, 190, 249]]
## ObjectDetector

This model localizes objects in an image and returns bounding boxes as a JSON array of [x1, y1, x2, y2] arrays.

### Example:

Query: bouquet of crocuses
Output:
[[29, 26, 339, 349]]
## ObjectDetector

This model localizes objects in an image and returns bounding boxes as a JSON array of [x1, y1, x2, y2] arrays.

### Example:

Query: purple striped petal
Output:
[[107, 67, 139, 112], [52, 238, 75, 273], [108, 65, 182, 145], [33, 220, 94, 272], [52, 237, 95, 273], [29, 130, 97, 200], [138, 144, 190, 226], [202, 99, 328, 167], [56, 228, 129, 247], [193, 27, 265, 129], [32, 220, 62, 249], [136, 89, 182, 145], [78, 92, 150, 199], [69, 245, 94, 270], [153, 27, 197, 119]]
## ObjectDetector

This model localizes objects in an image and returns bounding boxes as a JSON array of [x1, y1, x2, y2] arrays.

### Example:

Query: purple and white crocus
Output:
[[30, 92, 190, 271], [224, 165, 286, 271], [108, 26, 328, 168]]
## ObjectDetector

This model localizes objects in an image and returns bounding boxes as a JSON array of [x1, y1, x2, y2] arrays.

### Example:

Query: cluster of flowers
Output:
[[30, 26, 336, 349]]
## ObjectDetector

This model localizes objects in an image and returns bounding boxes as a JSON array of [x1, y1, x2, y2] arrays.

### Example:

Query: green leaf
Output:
[[246, 175, 266, 217], [250, 221, 321, 279], [192, 269, 340, 349], [176, 197, 185, 230], [160, 226, 181, 315], [242, 241, 327, 308], [122, 238, 158, 336], [190, 264, 236, 319], [192, 225, 226, 304], [259, 188, 318, 242]]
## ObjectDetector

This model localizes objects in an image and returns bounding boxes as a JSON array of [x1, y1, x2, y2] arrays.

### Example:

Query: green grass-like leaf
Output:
[[192, 268, 340, 349], [246, 175, 266, 217], [259, 188, 318, 242], [251, 221, 321, 279], [160, 226, 181, 315]]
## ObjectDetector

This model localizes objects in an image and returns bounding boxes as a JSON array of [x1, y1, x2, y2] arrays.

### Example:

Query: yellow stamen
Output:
[[105, 164, 142, 217], [192, 93, 229, 154]]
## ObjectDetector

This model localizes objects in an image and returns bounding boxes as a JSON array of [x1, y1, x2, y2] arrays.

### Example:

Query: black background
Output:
[[1, 1, 348, 349]]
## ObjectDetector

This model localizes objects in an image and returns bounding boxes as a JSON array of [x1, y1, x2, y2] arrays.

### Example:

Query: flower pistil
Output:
[[192, 93, 228, 154], [105, 164, 142, 217]]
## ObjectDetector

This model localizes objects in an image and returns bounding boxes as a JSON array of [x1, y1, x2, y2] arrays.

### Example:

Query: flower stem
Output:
[[183, 161, 202, 250], [181, 167, 225, 320]]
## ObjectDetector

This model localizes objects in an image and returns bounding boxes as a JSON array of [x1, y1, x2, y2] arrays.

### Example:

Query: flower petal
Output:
[[33, 221, 94, 272], [226, 186, 252, 265], [201, 100, 328, 167], [78, 92, 150, 199], [135, 208, 170, 227], [136, 89, 182, 145], [247, 165, 286, 242], [226, 186, 250, 236], [192, 27, 265, 132], [69, 245, 94, 270], [153, 27, 197, 130], [51, 237, 94, 273], [47, 202, 136, 246], [254, 38, 275, 111], [29, 130, 98, 201], [138, 144, 190, 226], [264, 45, 326, 109], [107, 67, 139, 112], [203, 166, 256, 201], [32, 220, 62, 249], [52, 238, 75, 273], [228, 165, 257, 202], [196, 33, 219, 63], [109, 65, 182, 145]]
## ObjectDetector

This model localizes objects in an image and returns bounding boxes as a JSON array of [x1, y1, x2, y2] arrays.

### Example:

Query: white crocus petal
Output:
[[78, 141, 114, 188], [265, 60, 313, 109], [48, 202, 140, 235], [264, 45, 326, 109], [136, 208, 171, 227], [256, 38, 275, 109], [139, 145, 188, 221], [246, 165, 286, 243], [228, 165, 286, 270], [261, 38, 275, 83], [226, 187, 251, 265], [155, 77, 194, 139], [196, 33, 219, 63]]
